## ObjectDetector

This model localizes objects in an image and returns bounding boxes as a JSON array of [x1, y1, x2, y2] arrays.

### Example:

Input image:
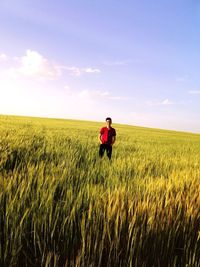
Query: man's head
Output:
[[106, 117, 112, 127]]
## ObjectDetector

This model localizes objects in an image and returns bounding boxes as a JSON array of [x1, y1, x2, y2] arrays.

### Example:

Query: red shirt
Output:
[[100, 127, 116, 145]]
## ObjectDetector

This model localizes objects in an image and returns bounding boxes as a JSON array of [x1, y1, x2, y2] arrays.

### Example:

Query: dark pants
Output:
[[99, 144, 112, 160]]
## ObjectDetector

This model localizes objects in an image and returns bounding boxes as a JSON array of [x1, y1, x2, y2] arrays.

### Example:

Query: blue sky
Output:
[[0, 0, 200, 133]]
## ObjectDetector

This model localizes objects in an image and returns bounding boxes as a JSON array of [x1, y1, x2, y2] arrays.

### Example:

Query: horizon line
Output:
[[1, 113, 199, 136]]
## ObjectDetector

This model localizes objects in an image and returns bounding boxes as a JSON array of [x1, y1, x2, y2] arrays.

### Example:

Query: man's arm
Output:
[[111, 135, 116, 145], [99, 128, 104, 144], [99, 133, 103, 144]]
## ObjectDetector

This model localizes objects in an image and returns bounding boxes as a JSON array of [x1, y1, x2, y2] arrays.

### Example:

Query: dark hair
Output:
[[106, 117, 112, 121]]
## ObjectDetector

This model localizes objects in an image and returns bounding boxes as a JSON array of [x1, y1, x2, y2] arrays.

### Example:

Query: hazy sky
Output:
[[0, 0, 200, 133]]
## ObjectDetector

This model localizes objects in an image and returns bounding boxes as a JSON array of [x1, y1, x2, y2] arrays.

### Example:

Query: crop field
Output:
[[0, 115, 199, 267]]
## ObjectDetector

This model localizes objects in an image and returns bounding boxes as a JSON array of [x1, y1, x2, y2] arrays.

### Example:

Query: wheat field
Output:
[[0, 115, 199, 267]]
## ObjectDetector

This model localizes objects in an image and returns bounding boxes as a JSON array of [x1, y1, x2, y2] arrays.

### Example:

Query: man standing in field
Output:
[[99, 117, 116, 160]]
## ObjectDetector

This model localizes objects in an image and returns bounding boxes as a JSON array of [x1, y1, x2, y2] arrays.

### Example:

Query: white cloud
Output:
[[0, 50, 63, 81], [85, 68, 101, 73], [9, 49, 62, 80], [188, 90, 200, 95], [64, 85, 70, 90], [161, 99, 173, 105], [0, 50, 101, 81], [0, 53, 8, 60]]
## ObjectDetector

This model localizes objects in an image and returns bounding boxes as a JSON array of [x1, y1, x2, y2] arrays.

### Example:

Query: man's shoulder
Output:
[[110, 127, 116, 135], [100, 126, 107, 132]]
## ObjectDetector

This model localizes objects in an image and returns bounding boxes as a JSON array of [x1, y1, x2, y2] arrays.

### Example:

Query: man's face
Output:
[[106, 119, 112, 127]]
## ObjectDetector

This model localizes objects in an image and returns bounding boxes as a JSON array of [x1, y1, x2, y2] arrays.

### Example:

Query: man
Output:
[[99, 117, 116, 160]]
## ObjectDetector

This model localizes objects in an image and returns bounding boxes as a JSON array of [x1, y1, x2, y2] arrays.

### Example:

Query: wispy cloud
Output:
[[78, 89, 133, 101], [147, 98, 174, 106], [188, 90, 200, 95], [103, 60, 128, 66], [103, 59, 133, 66], [64, 66, 101, 76], [78, 89, 109, 98], [161, 99, 173, 105], [129, 111, 199, 133], [64, 87, 132, 102], [64, 67, 82, 76], [108, 96, 132, 100], [175, 75, 190, 82]]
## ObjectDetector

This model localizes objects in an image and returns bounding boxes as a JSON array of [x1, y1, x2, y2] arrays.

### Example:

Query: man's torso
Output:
[[100, 127, 116, 145]]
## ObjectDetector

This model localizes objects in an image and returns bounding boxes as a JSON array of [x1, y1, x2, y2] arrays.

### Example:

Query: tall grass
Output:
[[0, 115, 199, 267]]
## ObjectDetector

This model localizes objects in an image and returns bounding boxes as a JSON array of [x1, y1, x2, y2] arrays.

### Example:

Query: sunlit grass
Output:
[[0, 115, 199, 266]]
